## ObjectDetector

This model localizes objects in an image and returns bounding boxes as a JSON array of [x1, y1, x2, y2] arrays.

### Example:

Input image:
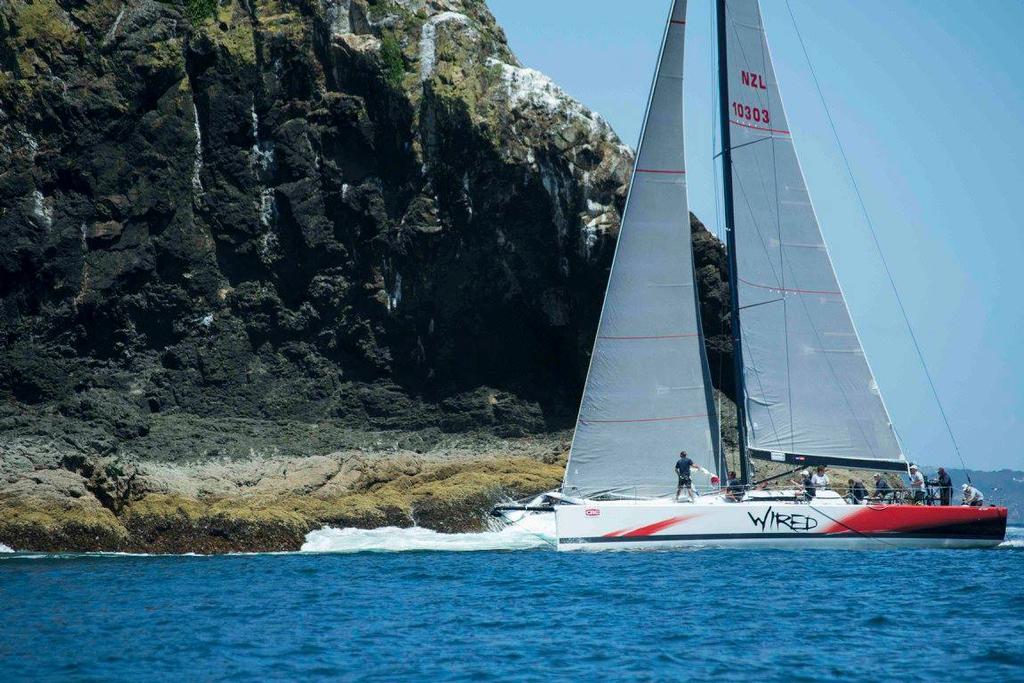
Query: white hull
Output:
[[550, 492, 1007, 551]]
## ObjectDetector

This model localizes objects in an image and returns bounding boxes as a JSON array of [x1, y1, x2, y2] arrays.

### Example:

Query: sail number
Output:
[[732, 101, 771, 124]]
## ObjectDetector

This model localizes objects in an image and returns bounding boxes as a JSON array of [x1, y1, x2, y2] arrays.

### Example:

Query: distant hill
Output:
[[923, 467, 1024, 524]]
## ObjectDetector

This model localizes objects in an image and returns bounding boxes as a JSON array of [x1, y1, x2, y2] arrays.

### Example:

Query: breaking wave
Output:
[[301, 521, 554, 554], [999, 526, 1023, 549], [0, 543, 13, 553]]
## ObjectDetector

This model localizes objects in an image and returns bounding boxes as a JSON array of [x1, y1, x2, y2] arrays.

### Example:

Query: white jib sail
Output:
[[722, 0, 905, 468], [563, 0, 721, 499]]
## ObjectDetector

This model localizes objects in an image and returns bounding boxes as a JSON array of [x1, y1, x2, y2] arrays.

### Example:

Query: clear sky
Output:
[[487, 0, 1024, 472]]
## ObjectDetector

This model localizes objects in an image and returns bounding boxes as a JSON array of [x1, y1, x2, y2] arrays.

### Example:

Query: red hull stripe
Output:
[[598, 333, 698, 340], [636, 168, 686, 175], [738, 277, 841, 296], [604, 515, 696, 538], [729, 119, 791, 135], [580, 414, 708, 425], [823, 505, 1007, 535]]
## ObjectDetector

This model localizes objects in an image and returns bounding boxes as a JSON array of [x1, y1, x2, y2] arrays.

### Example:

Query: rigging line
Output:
[[714, 136, 772, 158], [806, 504, 903, 549], [784, 0, 968, 479]]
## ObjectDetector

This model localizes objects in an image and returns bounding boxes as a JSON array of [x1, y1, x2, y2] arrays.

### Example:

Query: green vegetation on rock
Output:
[[380, 30, 405, 88], [184, 0, 218, 25]]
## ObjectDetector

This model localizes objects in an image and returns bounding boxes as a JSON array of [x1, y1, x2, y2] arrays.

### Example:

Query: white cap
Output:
[[962, 483, 971, 491], [909, 464, 919, 470]]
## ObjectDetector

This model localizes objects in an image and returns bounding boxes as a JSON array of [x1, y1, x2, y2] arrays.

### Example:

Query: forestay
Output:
[[563, 0, 721, 499], [721, 0, 906, 470]]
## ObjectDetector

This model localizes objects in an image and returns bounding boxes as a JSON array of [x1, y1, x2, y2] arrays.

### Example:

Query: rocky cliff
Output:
[[0, 0, 735, 551]]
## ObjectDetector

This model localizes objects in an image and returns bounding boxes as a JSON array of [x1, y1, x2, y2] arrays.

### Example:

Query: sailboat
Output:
[[494, 0, 1007, 549]]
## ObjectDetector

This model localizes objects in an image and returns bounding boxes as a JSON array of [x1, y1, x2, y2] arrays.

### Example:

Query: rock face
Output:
[[0, 0, 738, 551], [0, 0, 647, 434]]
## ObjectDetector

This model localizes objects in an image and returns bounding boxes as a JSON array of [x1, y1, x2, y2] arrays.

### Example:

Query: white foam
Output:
[[0, 543, 14, 553], [300, 522, 553, 554], [1000, 526, 1023, 548]]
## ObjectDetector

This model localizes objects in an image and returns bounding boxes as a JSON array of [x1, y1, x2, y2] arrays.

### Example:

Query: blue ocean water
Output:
[[2, 527, 1022, 682]]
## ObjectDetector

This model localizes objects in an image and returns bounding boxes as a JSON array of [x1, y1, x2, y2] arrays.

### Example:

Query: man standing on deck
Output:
[[909, 464, 926, 504], [930, 467, 953, 506], [873, 473, 893, 502], [725, 471, 744, 502], [675, 451, 695, 502], [811, 466, 830, 494], [847, 478, 868, 504]]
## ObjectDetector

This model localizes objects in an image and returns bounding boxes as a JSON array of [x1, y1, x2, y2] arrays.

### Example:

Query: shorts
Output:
[[677, 476, 692, 487]]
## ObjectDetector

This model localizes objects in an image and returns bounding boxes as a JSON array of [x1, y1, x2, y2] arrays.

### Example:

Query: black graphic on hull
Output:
[[748, 506, 819, 533]]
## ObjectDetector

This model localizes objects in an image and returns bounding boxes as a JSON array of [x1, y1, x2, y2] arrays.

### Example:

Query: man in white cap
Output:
[[908, 464, 926, 504], [961, 483, 984, 507]]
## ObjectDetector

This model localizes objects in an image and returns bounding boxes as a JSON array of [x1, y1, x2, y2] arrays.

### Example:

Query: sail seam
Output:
[[729, 119, 790, 135], [635, 168, 686, 174], [598, 333, 698, 340], [738, 277, 839, 296], [580, 414, 709, 424]]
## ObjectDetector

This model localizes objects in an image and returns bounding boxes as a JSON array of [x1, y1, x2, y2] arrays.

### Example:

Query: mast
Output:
[[715, 0, 750, 485]]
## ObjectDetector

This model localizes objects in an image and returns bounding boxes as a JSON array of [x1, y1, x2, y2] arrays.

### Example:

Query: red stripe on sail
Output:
[[729, 119, 790, 135], [580, 414, 708, 425], [669, 20, 686, 25], [738, 277, 840, 296], [635, 168, 686, 175]]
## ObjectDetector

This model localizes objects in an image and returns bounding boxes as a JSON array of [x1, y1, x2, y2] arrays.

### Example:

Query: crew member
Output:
[[675, 451, 695, 502], [847, 478, 867, 504], [930, 467, 953, 506], [792, 469, 814, 501], [908, 464, 926, 504], [873, 473, 893, 503], [961, 483, 984, 507], [725, 470, 744, 502], [811, 465, 830, 494]]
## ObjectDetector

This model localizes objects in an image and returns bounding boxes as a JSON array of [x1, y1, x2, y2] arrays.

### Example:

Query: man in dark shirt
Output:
[[791, 469, 814, 501], [873, 473, 893, 502], [848, 478, 868, 504], [675, 451, 695, 502], [725, 470, 744, 502], [929, 467, 953, 506]]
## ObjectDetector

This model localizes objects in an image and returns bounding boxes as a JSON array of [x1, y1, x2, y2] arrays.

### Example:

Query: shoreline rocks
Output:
[[0, 420, 567, 553]]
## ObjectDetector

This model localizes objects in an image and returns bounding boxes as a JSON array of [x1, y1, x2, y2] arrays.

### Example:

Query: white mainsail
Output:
[[563, 0, 721, 499], [721, 0, 906, 470]]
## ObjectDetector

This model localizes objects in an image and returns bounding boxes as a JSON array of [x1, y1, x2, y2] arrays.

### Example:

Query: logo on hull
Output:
[[585, 508, 600, 517], [748, 506, 819, 533]]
